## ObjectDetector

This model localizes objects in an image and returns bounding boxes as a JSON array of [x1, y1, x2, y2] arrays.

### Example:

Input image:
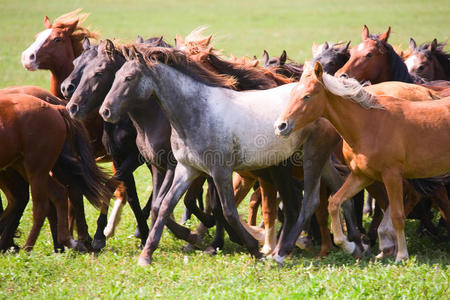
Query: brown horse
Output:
[[0, 93, 109, 250], [404, 38, 450, 81], [275, 61, 450, 262]]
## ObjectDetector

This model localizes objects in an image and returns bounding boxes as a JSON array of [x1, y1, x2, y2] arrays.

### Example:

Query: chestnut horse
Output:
[[404, 38, 450, 81], [275, 61, 450, 262], [0, 93, 110, 251]]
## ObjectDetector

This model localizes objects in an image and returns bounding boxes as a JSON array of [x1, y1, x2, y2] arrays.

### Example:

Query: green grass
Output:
[[0, 0, 449, 298]]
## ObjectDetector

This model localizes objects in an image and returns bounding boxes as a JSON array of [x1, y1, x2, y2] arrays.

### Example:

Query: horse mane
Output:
[[418, 41, 450, 78], [52, 9, 99, 57], [197, 52, 294, 90], [133, 45, 237, 89], [321, 73, 383, 109]]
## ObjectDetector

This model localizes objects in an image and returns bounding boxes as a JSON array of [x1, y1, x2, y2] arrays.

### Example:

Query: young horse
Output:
[[405, 38, 450, 81], [275, 61, 450, 262], [0, 93, 111, 251]]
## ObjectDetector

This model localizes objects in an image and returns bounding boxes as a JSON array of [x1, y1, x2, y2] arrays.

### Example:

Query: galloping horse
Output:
[[404, 38, 450, 81], [0, 93, 111, 251], [275, 61, 450, 262], [262, 50, 304, 80]]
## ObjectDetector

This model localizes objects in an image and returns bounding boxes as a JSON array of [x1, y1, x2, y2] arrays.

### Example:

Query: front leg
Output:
[[138, 164, 200, 266]]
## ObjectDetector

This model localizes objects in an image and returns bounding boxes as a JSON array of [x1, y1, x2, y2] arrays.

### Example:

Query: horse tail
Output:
[[54, 107, 113, 209], [407, 175, 450, 197]]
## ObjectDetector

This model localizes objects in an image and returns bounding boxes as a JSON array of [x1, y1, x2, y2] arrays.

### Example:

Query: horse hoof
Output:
[[182, 243, 199, 253], [203, 246, 217, 255], [92, 239, 106, 251], [296, 236, 313, 250], [137, 255, 152, 266], [134, 228, 141, 239], [103, 227, 115, 238], [395, 253, 409, 263], [270, 252, 285, 265], [261, 245, 274, 256]]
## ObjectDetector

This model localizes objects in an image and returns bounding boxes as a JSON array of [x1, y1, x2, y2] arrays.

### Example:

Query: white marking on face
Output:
[[357, 43, 364, 51], [404, 55, 418, 72], [21, 29, 52, 70]]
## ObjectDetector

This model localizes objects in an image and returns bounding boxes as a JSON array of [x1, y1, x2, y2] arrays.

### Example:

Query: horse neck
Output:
[[50, 66, 73, 98], [322, 92, 372, 149], [127, 94, 171, 142], [150, 63, 217, 135]]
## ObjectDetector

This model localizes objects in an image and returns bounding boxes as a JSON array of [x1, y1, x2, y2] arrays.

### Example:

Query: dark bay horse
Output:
[[0, 93, 111, 251], [275, 61, 450, 262], [405, 38, 450, 81]]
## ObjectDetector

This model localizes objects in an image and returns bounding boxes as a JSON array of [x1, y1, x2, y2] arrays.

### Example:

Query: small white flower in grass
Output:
[[184, 256, 188, 264]]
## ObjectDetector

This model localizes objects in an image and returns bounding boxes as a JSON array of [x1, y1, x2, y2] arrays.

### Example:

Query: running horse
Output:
[[275, 61, 450, 262], [0, 93, 111, 251]]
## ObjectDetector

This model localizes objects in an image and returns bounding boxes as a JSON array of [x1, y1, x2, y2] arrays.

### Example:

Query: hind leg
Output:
[[316, 184, 332, 257]]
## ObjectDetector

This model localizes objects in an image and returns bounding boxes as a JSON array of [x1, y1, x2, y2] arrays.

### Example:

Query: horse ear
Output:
[[82, 36, 91, 50], [280, 50, 287, 65], [44, 16, 52, 29], [361, 25, 369, 41], [430, 38, 438, 52], [105, 39, 115, 53], [262, 50, 269, 65], [379, 26, 391, 43], [157, 36, 164, 45], [64, 19, 79, 34], [313, 61, 324, 82], [204, 34, 212, 45], [343, 41, 351, 52], [136, 35, 144, 44], [122, 47, 130, 61], [409, 38, 417, 51], [323, 41, 329, 50]]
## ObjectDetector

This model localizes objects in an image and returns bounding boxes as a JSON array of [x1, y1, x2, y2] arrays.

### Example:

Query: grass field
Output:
[[0, 0, 449, 298]]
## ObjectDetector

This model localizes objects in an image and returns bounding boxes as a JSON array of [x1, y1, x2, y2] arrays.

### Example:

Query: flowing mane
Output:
[[321, 73, 383, 109], [132, 45, 237, 89], [52, 9, 99, 57], [176, 28, 293, 90]]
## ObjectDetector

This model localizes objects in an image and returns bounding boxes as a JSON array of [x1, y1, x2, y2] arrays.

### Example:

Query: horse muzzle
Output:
[[274, 119, 293, 137]]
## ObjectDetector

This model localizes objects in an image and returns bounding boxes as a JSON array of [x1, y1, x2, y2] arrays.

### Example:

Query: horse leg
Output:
[[104, 183, 126, 238], [353, 190, 366, 234], [248, 189, 262, 226], [382, 170, 408, 262], [138, 164, 200, 266], [259, 181, 278, 255], [183, 176, 214, 227], [47, 202, 65, 253], [211, 168, 260, 258], [47, 176, 78, 249], [328, 173, 372, 257], [150, 165, 172, 228], [68, 187, 92, 250], [430, 186, 450, 237], [23, 195, 49, 251], [316, 183, 332, 257]]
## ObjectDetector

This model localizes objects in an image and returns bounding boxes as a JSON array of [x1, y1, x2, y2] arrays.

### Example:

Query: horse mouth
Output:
[[22, 62, 39, 71]]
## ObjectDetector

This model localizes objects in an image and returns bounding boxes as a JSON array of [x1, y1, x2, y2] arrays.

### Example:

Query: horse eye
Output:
[[303, 94, 311, 100], [125, 76, 133, 81], [366, 53, 373, 58], [94, 72, 103, 77], [53, 37, 61, 43]]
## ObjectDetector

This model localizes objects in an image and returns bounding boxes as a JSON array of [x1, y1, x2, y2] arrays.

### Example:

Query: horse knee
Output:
[[328, 197, 340, 215]]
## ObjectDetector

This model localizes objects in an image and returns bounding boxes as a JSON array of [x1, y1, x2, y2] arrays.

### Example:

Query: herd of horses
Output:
[[0, 9, 449, 266]]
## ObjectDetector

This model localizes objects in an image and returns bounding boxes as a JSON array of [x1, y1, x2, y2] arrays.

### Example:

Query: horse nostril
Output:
[[67, 84, 75, 93], [29, 53, 35, 61], [102, 108, 111, 119], [278, 122, 288, 132], [69, 103, 79, 116], [339, 73, 348, 79]]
